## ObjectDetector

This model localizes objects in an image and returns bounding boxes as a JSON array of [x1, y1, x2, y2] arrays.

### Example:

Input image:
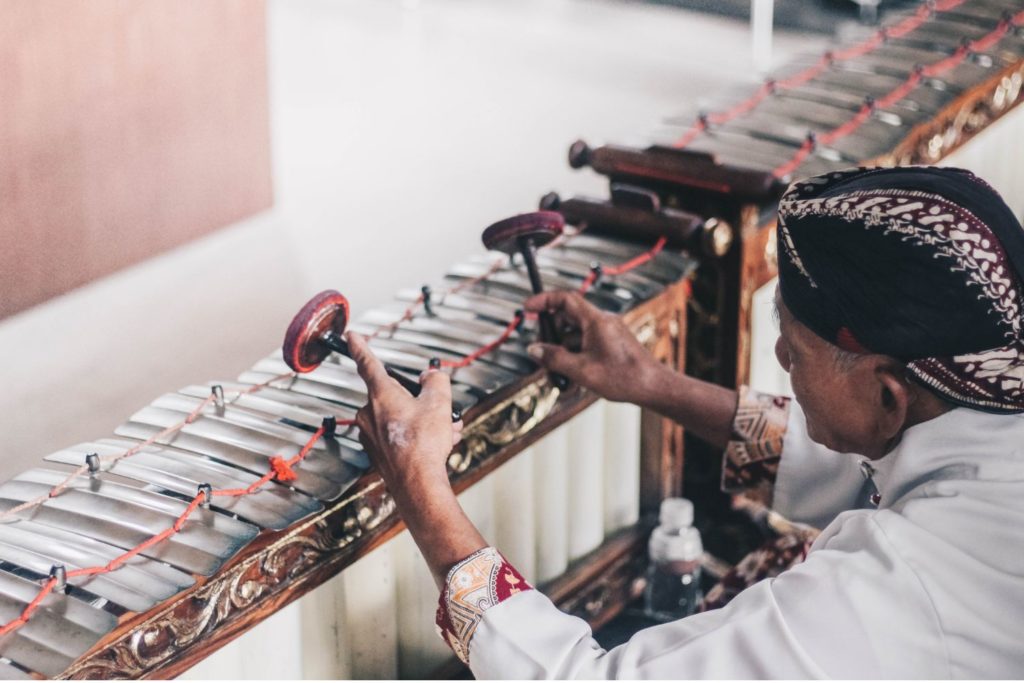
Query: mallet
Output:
[[283, 290, 462, 421], [481, 211, 569, 389]]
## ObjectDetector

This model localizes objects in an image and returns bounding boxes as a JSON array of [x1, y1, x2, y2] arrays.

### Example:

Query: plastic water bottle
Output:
[[644, 497, 703, 621]]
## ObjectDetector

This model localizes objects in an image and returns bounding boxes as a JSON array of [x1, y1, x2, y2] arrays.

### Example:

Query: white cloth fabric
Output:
[[772, 399, 872, 529], [467, 404, 1024, 678]]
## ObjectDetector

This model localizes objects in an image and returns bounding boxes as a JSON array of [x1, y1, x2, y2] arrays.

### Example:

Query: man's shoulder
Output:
[[765, 510, 950, 677]]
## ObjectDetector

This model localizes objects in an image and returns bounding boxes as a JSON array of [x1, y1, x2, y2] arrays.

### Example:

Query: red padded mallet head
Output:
[[481, 211, 564, 255], [283, 290, 350, 373], [480, 211, 568, 390]]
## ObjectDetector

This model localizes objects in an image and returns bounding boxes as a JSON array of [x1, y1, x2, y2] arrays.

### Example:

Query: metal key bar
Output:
[[116, 419, 345, 501], [298, 353, 483, 406], [0, 539, 158, 614], [526, 254, 662, 300], [0, 518, 191, 605], [453, 258, 626, 302], [721, 110, 902, 162], [45, 441, 322, 531], [125, 405, 360, 490], [301, 343, 489, 400], [1, 470, 257, 575], [0, 612, 75, 679], [551, 235, 691, 281], [467, 250, 661, 300], [0, 659, 33, 680], [149, 394, 368, 475], [778, 78, 950, 121], [151, 393, 344, 449], [361, 307, 531, 352], [542, 237, 681, 285], [446, 264, 630, 313], [353, 334, 518, 384], [0, 571, 116, 676], [350, 336, 518, 393], [351, 317, 535, 374], [0, 570, 115, 637], [0, 600, 98, 677], [350, 319, 533, 371], [248, 359, 370, 408], [400, 286, 522, 323], [188, 383, 359, 424], [159, 391, 365, 461]]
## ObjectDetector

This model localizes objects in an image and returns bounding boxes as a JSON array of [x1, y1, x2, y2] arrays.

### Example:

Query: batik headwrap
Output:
[[777, 166, 1024, 414]]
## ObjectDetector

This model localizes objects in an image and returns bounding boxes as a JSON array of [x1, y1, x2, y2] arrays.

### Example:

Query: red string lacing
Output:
[[579, 237, 668, 294], [672, 0, 970, 150]]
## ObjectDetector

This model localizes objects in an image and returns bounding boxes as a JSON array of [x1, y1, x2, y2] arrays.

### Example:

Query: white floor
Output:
[[0, 1, 823, 480]]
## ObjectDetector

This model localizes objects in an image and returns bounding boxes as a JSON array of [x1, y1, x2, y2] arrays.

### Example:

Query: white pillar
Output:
[[751, 0, 774, 75], [567, 401, 605, 561]]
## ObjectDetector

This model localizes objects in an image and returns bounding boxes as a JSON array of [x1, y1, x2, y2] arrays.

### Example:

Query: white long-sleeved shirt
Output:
[[440, 402, 1024, 678]]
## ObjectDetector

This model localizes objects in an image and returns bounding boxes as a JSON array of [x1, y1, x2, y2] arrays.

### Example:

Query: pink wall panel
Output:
[[0, 0, 273, 319]]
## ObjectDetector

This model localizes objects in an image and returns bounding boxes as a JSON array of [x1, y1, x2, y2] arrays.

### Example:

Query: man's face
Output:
[[773, 292, 890, 457]]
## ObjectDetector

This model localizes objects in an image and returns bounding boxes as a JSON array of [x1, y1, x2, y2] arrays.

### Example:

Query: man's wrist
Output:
[[628, 356, 671, 405], [395, 461, 450, 490]]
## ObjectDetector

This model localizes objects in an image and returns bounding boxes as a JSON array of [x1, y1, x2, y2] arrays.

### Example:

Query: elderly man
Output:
[[347, 166, 1024, 678]]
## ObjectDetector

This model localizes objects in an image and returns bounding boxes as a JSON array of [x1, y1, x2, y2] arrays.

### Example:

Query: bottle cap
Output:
[[659, 497, 693, 530], [648, 526, 703, 563]]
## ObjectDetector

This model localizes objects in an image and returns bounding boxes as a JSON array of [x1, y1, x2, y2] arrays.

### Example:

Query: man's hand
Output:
[[523, 290, 660, 404], [348, 332, 485, 587], [348, 332, 462, 492]]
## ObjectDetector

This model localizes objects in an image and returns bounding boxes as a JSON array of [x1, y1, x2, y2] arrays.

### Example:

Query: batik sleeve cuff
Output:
[[435, 546, 533, 665], [721, 385, 792, 506]]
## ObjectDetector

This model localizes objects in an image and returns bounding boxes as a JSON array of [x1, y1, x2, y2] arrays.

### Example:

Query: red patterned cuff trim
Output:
[[722, 386, 791, 505], [435, 546, 532, 665]]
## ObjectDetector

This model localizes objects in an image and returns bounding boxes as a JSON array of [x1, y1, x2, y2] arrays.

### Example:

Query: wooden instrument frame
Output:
[[58, 281, 690, 679]]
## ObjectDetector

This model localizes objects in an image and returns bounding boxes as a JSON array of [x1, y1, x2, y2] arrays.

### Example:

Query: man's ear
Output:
[[873, 359, 912, 442]]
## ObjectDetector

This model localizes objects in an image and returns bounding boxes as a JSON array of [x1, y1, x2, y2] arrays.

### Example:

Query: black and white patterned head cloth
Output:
[[777, 166, 1024, 414]]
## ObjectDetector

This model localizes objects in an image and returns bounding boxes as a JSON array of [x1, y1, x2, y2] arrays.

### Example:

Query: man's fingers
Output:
[[418, 368, 453, 409], [523, 290, 591, 322], [527, 342, 586, 379], [347, 332, 393, 394], [354, 406, 376, 451]]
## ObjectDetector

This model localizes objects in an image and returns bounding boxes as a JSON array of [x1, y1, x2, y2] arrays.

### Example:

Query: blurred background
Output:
[[3, 0, 906, 483]]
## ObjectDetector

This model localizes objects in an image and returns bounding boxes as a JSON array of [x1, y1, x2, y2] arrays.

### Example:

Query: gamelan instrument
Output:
[[1, 0, 1022, 678]]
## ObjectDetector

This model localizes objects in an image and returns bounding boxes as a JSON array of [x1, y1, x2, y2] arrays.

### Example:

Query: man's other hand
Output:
[[348, 332, 463, 492], [523, 290, 658, 403]]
